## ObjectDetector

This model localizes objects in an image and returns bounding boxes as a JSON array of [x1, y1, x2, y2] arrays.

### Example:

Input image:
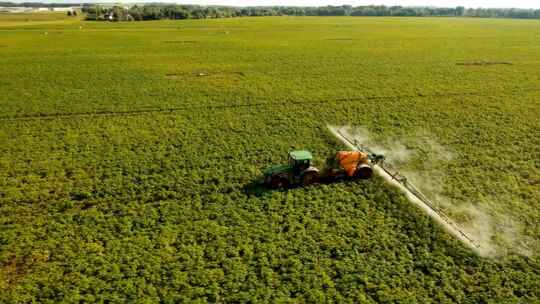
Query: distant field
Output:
[[0, 16, 539, 302], [0, 12, 75, 26]]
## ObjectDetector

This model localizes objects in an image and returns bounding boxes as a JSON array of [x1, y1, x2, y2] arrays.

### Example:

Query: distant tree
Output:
[[111, 6, 126, 22], [170, 6, 189, 19], [84, 5, 104, 21], [128, 5, 143, 21], [142, 6, 163, 20], [191, 8, 207, 19]]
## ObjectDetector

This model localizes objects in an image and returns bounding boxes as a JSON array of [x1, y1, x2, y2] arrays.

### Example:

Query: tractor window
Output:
[[296, 159, 309, 173]]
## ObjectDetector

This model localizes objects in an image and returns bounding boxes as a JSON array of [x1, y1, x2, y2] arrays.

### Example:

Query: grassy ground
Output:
[[0, 12, 77, 27], [0, 16, 539, 302]]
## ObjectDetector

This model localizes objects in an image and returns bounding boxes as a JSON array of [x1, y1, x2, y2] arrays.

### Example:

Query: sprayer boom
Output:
[[331, 127, 482, 252]]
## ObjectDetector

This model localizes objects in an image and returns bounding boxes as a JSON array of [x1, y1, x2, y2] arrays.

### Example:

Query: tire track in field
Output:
[[0, 90, 524, 121]]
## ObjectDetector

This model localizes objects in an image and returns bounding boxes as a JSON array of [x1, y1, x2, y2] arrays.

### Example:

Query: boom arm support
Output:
[[330, 127, 482, 253]]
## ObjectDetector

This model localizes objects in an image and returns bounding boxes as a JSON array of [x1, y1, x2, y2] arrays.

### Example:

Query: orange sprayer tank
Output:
[[335, 151, 369, 177]]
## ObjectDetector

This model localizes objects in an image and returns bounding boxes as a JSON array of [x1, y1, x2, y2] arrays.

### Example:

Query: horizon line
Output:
[[3, 2, 540, 10]]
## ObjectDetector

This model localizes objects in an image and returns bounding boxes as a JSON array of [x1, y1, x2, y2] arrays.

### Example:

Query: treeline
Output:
[[81, 4, 540, 21], [1, 2, 539, 20]]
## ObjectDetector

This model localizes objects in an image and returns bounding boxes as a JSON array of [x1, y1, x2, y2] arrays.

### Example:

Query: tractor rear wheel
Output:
[[355, 164, 373, 179], [270, 174, 290, 189], [302, 171, 320, 186]]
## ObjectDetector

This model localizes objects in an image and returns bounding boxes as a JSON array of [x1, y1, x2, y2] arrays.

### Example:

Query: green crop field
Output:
[[1, 14, 539, 302], [0, 12, 76, 27]]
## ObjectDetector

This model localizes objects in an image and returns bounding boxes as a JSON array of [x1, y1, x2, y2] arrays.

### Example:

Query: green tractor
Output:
[[263, 150, 320, 189]]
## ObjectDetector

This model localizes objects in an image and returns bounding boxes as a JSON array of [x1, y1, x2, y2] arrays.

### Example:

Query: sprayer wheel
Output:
[[355, 165, 373, 179]]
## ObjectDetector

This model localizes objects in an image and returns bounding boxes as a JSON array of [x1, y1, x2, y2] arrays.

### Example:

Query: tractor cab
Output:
[[288, 150, 312, 174], [264, 150, 320, 188]]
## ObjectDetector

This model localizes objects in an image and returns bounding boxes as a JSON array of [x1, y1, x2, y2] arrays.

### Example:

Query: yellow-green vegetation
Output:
[[0, 12, 76, 26], [0, 16, 539, 302]]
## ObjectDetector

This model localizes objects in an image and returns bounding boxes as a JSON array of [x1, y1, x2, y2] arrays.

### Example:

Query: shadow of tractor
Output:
[[242, 175, 365, 197]]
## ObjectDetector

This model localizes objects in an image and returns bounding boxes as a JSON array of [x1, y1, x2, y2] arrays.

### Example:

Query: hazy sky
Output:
[[181, 1, 540, 9], [29, 0, 540, 9]]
